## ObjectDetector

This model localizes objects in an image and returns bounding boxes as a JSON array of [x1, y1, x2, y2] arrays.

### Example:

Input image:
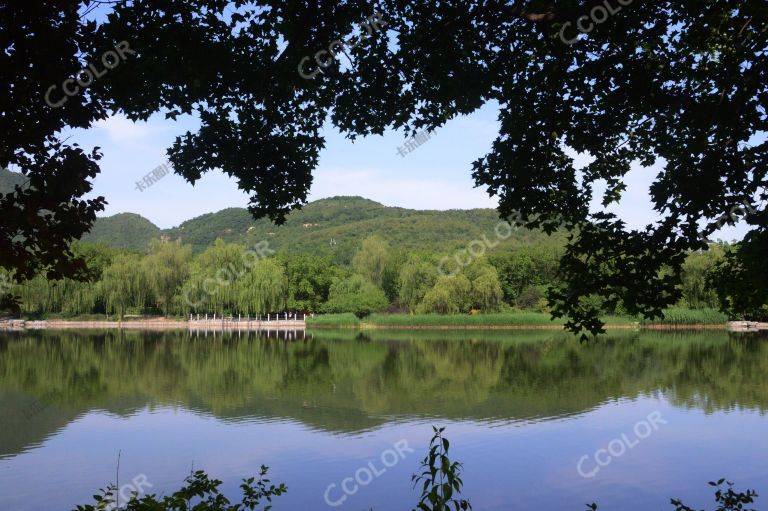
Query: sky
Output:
[[73, 106, 501, 227], [60, 103, 747, 242], [37, 2, 748, 241]]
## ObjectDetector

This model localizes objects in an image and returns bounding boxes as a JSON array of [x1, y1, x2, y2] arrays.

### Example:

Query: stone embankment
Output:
[[728, 321, 768, 332], [188, 318, 305, 330], [0, 316, 306, 331]]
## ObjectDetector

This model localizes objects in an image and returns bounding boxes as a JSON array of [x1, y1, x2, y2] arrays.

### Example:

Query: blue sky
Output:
[[61, 104, 747, 241], [67, 105, 501, 228]]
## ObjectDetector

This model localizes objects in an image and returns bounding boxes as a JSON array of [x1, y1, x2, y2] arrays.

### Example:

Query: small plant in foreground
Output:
[[411, 426, 472, 511], [671, 479, 758, 511], [72, 465, 286, 511], [586, 479, 758, 511]]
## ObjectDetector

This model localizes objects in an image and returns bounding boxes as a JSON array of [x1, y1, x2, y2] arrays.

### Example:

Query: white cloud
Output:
[[93, 114, 160, 142]]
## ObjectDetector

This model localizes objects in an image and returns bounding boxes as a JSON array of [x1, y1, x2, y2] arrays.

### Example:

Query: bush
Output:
[[323, 275, 388, 318]]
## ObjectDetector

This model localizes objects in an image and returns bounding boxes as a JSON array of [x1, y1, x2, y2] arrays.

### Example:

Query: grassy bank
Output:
[[307, 312, 636, 329], [305, 313, 361, 328], [307, 309, 728, 330], [14, 308, 729, 331], [367, 312, 566, 327], [639, 308, 728, 325]]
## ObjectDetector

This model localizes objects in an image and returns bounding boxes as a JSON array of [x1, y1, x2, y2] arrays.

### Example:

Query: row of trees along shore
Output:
[[0, 235, 760, 320]]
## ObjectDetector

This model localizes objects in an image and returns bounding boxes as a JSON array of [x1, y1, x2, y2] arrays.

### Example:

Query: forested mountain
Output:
[[81, 213, 161, 251], [2, 167, 555, 261], [85, 196, 561, 262]]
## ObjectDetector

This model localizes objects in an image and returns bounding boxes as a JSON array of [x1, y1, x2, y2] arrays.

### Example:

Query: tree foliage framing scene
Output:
[[1, 1, 767, 510]]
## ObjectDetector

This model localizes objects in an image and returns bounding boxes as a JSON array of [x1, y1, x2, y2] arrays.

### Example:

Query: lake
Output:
[[1, 329, 767, 510]]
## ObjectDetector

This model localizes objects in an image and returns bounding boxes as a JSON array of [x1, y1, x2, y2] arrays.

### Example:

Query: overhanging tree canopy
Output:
[[1, 0, 766, 333]]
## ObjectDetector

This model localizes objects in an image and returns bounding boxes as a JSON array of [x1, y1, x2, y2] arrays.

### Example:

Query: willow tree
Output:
[[465, 261, 505, 312], [398, 256, 439, 311], [142, 240, 193, 316], [99, 254, 147, 318], [235, 259, 287, 315], [352, 236, 392, 289], [183, 240, 247, 315], [3, 1, 766, 333], [419, 275, 473, 315]]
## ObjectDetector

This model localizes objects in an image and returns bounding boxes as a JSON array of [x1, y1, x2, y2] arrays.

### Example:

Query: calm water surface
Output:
[[1, 329, 767, 510]]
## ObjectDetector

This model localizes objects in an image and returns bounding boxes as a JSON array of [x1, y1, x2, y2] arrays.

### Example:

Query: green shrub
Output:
[[323, 275, 388, 318]]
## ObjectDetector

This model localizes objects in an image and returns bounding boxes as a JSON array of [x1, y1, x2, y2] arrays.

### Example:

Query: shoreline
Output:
[[2, 318, 763, 332], [310, 323, 732, 331], [0, 318, 306, 331]]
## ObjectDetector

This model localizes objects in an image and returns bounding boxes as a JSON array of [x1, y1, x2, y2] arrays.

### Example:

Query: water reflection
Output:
[[2, 329, 767, 456], [0, 329, 767, 510]]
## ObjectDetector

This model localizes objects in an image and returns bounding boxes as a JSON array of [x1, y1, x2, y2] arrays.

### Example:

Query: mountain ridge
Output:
[[83, 195, 557, 262], [1, 167, 557, 262]]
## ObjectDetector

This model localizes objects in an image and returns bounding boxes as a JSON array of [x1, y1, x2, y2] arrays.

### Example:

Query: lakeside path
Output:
[[0, 318, 306, 331], [1, 318, 765, 332]]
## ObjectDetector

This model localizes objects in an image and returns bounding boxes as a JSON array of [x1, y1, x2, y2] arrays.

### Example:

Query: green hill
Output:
[[10, 165, 551, 259], [81, 213, 161, 252], [2, 168, 159, 253], [35, 194, 559, 261]]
